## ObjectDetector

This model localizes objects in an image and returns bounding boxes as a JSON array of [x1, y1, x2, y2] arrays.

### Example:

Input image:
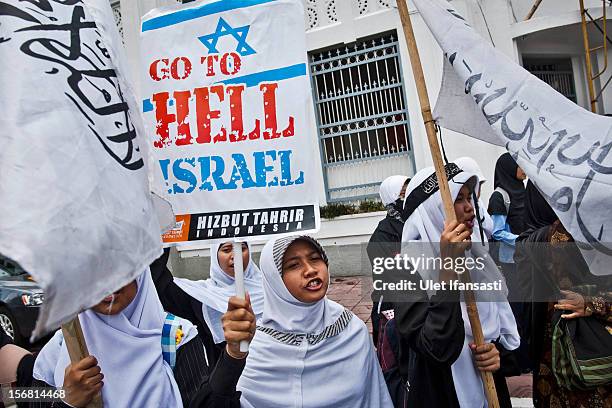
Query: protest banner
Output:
[[417, 0, 612, 276], [0, 0, 163, 337], [140, 0, 320, 246]]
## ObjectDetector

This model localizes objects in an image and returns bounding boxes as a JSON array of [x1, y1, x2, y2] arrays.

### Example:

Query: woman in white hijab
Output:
[[32, 271, 201, 408], [396, 163, 520, 408], [190, 235, 393, 407], [174, 242, 264, 344], [379, 175, 410, 220]]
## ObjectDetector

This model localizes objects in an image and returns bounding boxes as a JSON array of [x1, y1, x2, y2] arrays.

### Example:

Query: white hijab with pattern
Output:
[[174, 242, 264, 344], [237, 236, 393, 408]]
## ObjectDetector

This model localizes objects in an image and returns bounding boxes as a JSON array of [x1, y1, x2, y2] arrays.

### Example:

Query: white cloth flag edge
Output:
[[434, 59, 505, 147], [415, 0, 612, 275], [39, 0, 163, 337], [86, 1, 176, 234], [0, 0, 165, 337]]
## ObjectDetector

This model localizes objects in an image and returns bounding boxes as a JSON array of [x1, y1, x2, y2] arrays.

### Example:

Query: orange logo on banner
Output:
[[162, 215, 191, 243]]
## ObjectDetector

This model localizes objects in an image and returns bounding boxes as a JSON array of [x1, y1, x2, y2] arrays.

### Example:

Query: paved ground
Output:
[[327, 276, 374, 333]]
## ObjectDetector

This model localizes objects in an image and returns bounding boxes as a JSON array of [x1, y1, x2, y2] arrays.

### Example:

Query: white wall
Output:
[[300, 1, 510, 201], [509, 2, 612, 115], [509, 0, 604, 21]]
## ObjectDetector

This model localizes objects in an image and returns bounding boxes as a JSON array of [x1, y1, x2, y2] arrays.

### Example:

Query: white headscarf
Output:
[[379, 175, 409, 206], [174, 242, 264, 344], [401, 166, 519, 408], [455, 157, 487, 184], [33, 271, 196, 408], [237, 236, 393, 408], [455, 157, 494, 239]]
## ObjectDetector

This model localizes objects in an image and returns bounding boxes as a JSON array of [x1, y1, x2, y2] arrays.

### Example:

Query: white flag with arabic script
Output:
[[415, 0, 612, 275], [0, 0, 163, 337]]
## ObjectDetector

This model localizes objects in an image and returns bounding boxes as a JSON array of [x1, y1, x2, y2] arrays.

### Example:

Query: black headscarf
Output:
[[523, 180, 557, 232], [487, 153, 526, 234]]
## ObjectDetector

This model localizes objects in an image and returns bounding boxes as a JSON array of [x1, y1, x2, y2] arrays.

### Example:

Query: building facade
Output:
[[110, 0, 612, 274]]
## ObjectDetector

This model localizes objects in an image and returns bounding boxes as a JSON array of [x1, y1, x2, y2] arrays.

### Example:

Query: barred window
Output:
[[309, 32, 414, 202], [524, 57, 577, 103]]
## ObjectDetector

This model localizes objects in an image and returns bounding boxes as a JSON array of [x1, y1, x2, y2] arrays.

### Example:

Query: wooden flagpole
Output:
[[524, 0, 544, 21], [396, 1, 500, 407], [61, 317, 103, 408]]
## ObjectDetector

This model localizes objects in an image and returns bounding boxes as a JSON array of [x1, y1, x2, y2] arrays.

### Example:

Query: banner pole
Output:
[[396, 2, 500, 407], [232, 241, 249, 352], [61, 317, 103, 408], [524, 0, 544, 21]]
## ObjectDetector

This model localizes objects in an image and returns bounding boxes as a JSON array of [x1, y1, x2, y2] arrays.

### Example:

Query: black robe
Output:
[[394, 274, 515, 408], [394, 275, 465, 408], [488, 152, 526, 235], [1, 325, 34, 408], [367, 216, 404, 259], [367, 215, 404, 343]]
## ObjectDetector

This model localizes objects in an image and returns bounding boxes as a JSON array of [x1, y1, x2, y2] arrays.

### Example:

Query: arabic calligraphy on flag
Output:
[[0, 0, 162, 336], [415, 0, 612, 275]]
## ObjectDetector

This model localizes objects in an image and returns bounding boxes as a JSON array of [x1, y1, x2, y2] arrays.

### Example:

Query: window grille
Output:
[[309, 32, 414, 202], [524, 58, 577, 103]]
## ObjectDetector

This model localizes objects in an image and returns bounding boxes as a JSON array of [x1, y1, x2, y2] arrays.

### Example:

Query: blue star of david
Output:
[[198, 17, 256, 57]]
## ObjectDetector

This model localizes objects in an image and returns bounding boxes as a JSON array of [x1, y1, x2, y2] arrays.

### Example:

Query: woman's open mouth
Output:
[[305, 278, 323, 291], [101, 291, 119, 304], [464, 217, 475, 229]]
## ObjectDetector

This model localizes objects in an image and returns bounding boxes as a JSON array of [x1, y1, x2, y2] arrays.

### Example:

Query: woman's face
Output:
[[281, 240, 329, 303], [399, 179, 410, 200], [91, 280, 138, 315], [454, 184, 475, 234], [217, 242, 249, 277], [516, 166, 527, 181]]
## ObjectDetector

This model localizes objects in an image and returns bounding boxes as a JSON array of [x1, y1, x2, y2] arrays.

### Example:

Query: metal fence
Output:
[[530, 70, 577, 102], [309, 32, 415, 202]]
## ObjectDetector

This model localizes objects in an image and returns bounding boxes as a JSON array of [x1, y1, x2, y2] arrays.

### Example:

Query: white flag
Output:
[[415, 0, 612, 275], [0, 0, 163, 337]]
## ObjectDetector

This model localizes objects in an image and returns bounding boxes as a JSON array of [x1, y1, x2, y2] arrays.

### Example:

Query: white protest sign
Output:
[[416, 0, 612, 275], [0, 0, 163, 336], [140, 0, 320, 245]]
